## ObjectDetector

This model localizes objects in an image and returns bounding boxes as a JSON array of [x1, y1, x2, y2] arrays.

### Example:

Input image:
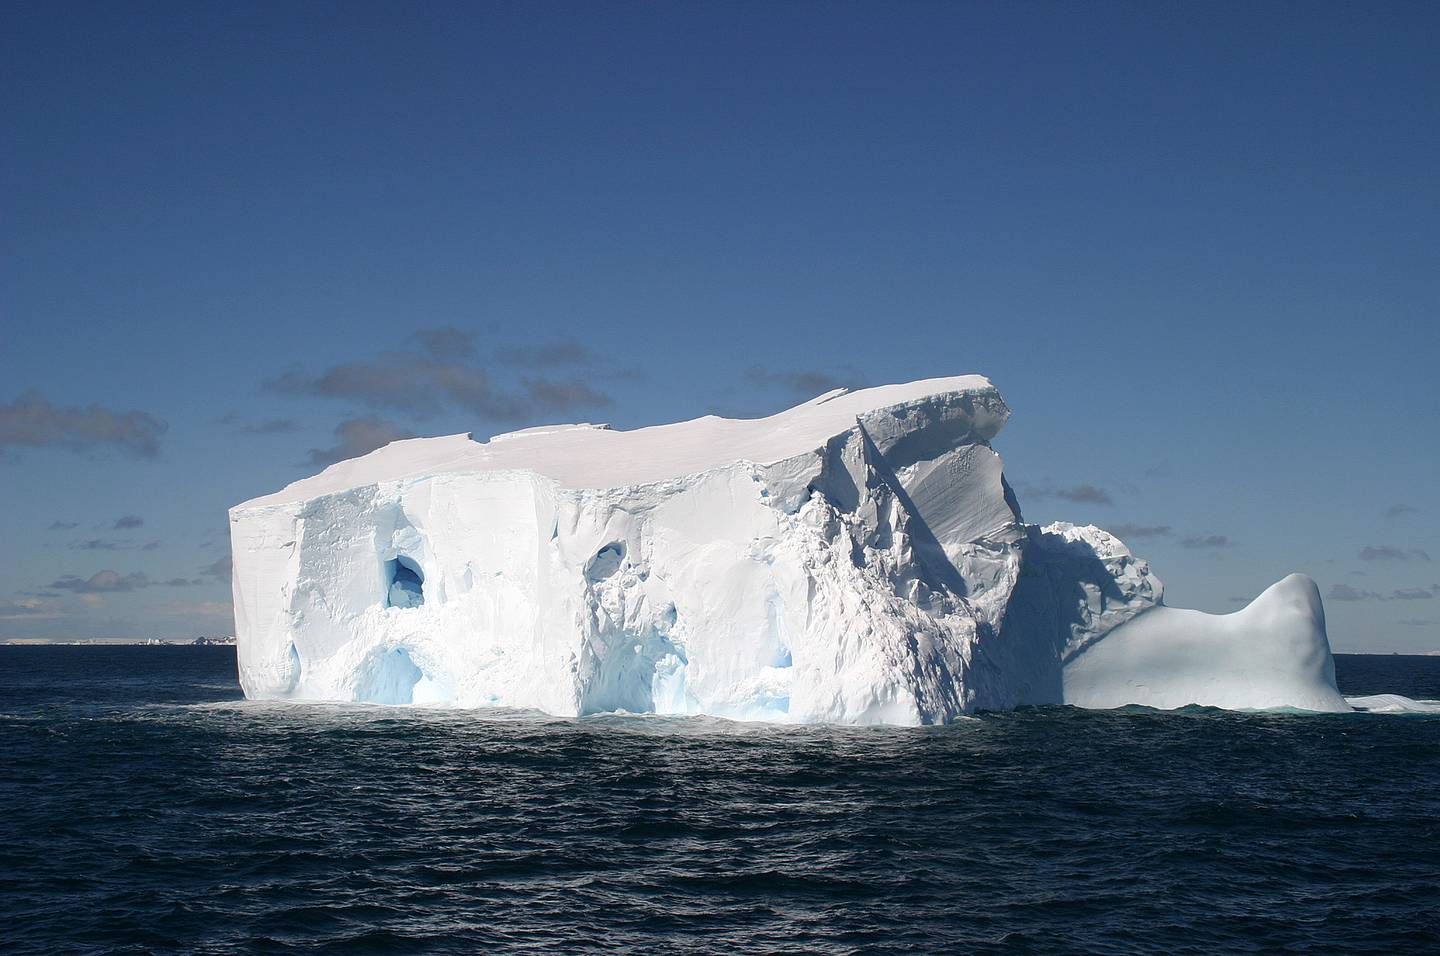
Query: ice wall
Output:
[[230, 376, 1347, 722]]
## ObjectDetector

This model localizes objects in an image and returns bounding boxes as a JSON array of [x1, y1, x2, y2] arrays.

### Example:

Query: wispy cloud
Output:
[[1181, 535, 1234, 550], [201, 555, 232, 583], [0, 598, 65, 621], [744, 366, 862, 397], [1359, 546, 1431, 562], [217, 412, 300, 434], [496, 338, 641, 382], [70, 535, 159, 552], [413, 326, 477, 360], [1328, 583, 1382, 602], [302, 417, 416, 469], [48, 520, 78, 531], [1384, 504, 1419, 519], [245, 418, 299, 434], [0, 391, 166, 458], [267, 338, 619, 423], [46, 569, 204, 594], [48, 570, 153, 593], [520, 377, 612, 412], [1021, 483, 1116, 506], [1055, 484, 1114, 506], [201, 524, 230, 552], [73, 539, 122, 551], [498, 340, 596, 368], [1327, 583, 1437, 602], [113, 514, 143, 530], [267, 352, 518, 419]]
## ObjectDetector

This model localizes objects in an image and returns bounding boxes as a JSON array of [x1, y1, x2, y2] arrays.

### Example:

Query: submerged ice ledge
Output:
[[230, 375, 1349, 723]]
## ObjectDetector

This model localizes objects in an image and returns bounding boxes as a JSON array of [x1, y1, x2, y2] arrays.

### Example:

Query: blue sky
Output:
[[2, 1, 1437, 649]]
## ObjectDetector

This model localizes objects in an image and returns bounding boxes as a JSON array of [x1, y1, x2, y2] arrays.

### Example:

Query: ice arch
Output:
[[355, 646, 423, 704], [386, 555, 424, 609]]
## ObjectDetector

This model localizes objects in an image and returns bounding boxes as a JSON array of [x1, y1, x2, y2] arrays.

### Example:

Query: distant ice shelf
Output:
[[229, 375, 1349, 723]]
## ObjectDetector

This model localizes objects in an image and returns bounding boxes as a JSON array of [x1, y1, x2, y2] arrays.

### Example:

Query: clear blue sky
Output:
[[3, 1, 1436, 649]]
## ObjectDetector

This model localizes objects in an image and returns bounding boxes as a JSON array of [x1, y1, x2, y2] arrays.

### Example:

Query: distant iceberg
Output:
[[229, 376, 1348, 723]]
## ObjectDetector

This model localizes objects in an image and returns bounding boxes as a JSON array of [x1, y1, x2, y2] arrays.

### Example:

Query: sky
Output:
[[2, 1, 1437, 650]]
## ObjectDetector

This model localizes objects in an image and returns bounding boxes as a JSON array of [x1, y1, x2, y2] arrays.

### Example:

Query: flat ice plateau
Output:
[[231, 376, 1350, 723]]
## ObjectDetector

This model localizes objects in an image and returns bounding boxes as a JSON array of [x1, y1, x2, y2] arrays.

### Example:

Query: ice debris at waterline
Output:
[[229, 376, 1349, 723]]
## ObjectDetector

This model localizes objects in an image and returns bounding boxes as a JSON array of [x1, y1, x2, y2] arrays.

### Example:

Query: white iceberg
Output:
[[1344, 694, 1440, 714], [229, 375, 1348, 722], [1061, 573, 1348, 712]]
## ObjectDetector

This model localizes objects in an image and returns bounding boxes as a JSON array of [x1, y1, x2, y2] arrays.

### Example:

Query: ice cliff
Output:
[[230, 375, 1349, 722]]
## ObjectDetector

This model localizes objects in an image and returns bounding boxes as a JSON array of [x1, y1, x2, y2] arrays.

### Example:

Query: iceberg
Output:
[[230, 375, 1349, 722]]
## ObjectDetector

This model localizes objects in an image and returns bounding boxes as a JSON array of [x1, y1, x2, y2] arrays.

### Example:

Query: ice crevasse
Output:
[[230, 375, 1350, 723]]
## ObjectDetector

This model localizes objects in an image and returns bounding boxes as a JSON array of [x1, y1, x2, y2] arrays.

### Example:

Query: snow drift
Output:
[[230, 375, 1347, 722]]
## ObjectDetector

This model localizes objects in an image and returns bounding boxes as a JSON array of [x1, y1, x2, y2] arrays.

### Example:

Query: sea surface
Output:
[[2, 647, 1438, 955]]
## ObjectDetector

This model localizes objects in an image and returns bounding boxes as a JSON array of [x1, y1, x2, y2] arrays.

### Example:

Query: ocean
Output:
[[2, 646, 1437, 955]]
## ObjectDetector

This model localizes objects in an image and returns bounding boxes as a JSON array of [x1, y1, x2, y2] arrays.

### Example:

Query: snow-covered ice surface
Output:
[[230, 375, 1349, 723]]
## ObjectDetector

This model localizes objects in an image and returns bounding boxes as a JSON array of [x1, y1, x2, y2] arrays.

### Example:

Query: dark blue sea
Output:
[[2, 647, 1438, 955]]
